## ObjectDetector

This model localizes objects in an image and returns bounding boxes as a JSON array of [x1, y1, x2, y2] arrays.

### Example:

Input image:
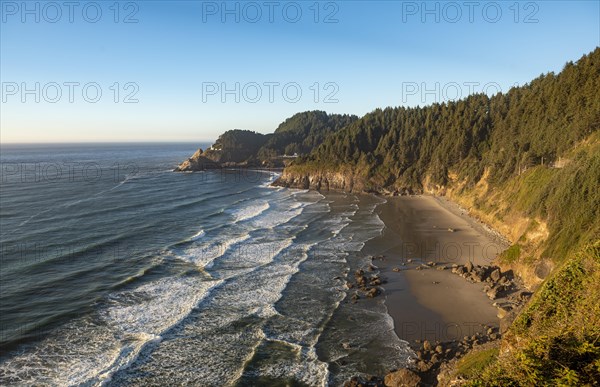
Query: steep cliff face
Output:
[[273, 168, 364, 192], [273, 166, 422, 195], [175, 112, 359, 171], [173, 148, 220, 171], [277, 136, 600, 385]]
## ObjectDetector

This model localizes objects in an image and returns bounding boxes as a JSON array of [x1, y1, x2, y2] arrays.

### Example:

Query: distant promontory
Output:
[[174, 111, 357, 171]]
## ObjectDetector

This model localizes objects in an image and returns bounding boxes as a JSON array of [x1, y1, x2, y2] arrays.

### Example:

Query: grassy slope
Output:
[[442, 132, 599, 284], [443, 135, 600, 385], [289, 135, 600, 385], [280, 50, 600, 384], [472, 242, 600, 386]]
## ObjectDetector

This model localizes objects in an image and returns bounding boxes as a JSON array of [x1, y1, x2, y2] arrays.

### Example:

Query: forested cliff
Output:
[[276, 49, 600, 261], [274, 48, 600, 385], [179, 49, 600, 384], [277, 49, 598, 194], [175, 111, 357, 170]]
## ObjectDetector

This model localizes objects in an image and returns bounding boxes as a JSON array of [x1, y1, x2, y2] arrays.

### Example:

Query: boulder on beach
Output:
[[470, 266, 486, 282], [423, 340, 432, 351], [384, 368, 421, 387], [490, 268, 502, 282], [465, 261, 474, 273], [486, 286, 499, 300]]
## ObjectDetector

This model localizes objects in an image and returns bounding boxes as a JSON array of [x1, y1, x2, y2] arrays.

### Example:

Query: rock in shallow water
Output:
[[423, 340, 432, 351], [366, 287, 381, 298]]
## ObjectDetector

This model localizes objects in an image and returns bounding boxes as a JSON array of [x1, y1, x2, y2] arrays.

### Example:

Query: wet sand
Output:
[[362, 195, 509, 344]]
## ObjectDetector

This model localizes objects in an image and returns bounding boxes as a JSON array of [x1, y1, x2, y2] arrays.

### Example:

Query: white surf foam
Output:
[[231, 201, 270, 223], [189, 229, 205, 241], [182, 233, 252, 268], [219, 238, 295, 273], [0, 275, 221, 386], [249, 345, 329, 387], [250, 202, 306, 229], [259, 171, 281, 187], [116, 239, 316, 385]]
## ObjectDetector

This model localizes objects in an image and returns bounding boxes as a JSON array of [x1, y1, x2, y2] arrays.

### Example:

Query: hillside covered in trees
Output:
[[192, 111, 357, 167], [283, 49, 598, 192], [278, 49, 599, 255], [177, 48, 598, 383], [275, 48, 600, 385]]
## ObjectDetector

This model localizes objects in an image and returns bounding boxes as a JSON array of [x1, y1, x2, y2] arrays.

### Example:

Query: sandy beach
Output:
[[362, 195, 509, 344]]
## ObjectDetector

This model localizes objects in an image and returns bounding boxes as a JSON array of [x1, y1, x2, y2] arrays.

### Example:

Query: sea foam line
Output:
[[231, 201, 271, 223], [0, 275, 223, 387]]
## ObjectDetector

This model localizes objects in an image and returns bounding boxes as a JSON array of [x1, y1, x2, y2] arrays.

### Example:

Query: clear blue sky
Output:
[[1, 0, 599, 143]]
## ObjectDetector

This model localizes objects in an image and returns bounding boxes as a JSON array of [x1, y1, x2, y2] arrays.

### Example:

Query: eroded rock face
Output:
[[271, 166, 426, 195], [272, 169, 364, 192], [384, 368, 421, 387], [174, 148, 220, 171]]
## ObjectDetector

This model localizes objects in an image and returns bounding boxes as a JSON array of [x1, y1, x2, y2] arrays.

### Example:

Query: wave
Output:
[[238, 339, 329, 387], [178, 240, 324, 384], [259, 171, 281, 187], [210, 238, 296, 277], [10, 169, 154, 231], [0, 180, 406, 386], [108, 170, 141, 192], [106, 238, 314, 385], [230, 201, 271, 223], [6, 178, 261, 241], [188, 229, 205, 241], [249, 202, 306, 229], [228, 233, 351, 386], [178, 233, 252, 268], [0, 231, 154, 281], [0, 274, 222, 386]]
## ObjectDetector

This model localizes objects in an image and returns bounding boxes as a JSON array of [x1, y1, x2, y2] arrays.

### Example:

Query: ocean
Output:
[[0, 144, 411, 386]]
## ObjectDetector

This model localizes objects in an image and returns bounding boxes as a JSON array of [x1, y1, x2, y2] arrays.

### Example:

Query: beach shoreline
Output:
[[351, 193, 522, 385], [364, 194, 509, 338]]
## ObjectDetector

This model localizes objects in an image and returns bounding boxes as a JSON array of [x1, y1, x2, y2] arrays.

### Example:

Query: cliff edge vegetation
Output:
[[275, 48, 600, 384], [276, 48, 599, 273], [175, 111, 357, 171]]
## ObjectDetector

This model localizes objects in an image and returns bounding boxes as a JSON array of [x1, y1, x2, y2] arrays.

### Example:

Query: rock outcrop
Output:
[[272, 168, 363, 192], [384, 369, 421, 387], [173, 148, 220, 171], [272, 166, 423, 195]]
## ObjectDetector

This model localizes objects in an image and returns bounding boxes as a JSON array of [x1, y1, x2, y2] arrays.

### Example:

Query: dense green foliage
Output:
[[258, 111, 357, 158], [500, 136, 600, 259], [204, 111, 357, 165], [455, 348, 500, 380], [290, 48, 600, 259], [295, 48, 599, 192], [206, 129, 268, 163], [477, 242, 600, 386]]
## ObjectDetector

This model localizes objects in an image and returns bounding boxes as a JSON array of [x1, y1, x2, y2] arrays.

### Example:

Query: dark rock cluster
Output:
[[450, 262, 532, 325], [450, 262, 514, 300], [349, 265, 384, 301], [343, 368, 422, 387], [343, 375, 387, 387], [342, 327, 504, 386]]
